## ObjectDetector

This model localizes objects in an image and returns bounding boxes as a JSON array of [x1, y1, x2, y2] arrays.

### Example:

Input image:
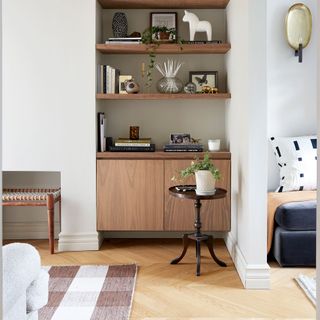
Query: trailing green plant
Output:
[[176, 153, 221, 181], [141, 26, 177, 88]]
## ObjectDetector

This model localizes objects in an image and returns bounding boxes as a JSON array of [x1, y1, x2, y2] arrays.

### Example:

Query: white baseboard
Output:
[[225, 233, 270, 289], [3, 221, 60, 240], [58, 232, 101, 252]]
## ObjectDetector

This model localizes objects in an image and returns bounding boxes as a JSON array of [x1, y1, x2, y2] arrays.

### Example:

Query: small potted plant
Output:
[[174, 153, 221, 195]]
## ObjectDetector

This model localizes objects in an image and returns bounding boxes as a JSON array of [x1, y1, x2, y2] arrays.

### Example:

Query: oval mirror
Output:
[[286, 3, 312, 50]]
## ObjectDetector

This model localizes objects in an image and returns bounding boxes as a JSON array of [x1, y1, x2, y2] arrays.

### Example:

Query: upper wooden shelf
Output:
[[96, 43, 230, 54], [96, 93, 231, 100], [98, 0, 229, 9]]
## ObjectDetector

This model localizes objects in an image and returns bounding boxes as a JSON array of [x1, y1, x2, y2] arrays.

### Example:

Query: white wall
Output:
[[267, 0, 318, 190], [226, 0, 269, 289], [2, 0, 99, 251]]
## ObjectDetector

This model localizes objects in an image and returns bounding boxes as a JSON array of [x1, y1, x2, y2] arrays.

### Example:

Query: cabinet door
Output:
[[97, 159, 164, 230], [164, 159, 230, 231]]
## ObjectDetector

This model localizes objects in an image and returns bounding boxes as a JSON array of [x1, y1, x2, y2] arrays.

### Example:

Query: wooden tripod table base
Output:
[[169, 186, 227, 276]]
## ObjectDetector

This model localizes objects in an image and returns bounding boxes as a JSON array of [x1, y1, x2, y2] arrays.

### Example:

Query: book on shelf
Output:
[[163, 143, 203, 152], [97, 65, 120, 94], [164, 148, 203, 152], [115, 138, 152, 147], [105, 37, 142, 44], [181, 40, 222, 44], [97, 112, 106, 152], [109, 144, 156, 152]]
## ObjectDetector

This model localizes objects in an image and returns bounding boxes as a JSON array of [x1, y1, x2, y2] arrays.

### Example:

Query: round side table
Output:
[[169, 185, 227, 276]]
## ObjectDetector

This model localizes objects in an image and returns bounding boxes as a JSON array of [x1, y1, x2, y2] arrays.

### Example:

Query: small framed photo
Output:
[[150, 12, 177, 41], [170, 133, 191, 144], [119, 75, 132, 94], [189, 71, 218, 93]]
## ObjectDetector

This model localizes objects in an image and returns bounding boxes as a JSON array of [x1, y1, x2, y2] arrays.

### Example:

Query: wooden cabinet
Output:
[[97, 152, 231, 232], [97, 159, 164, 230]]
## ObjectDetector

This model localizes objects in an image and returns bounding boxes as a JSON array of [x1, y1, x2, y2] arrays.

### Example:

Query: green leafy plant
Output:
[[174, 153, 221, 181], [141, 26, 177, 88]]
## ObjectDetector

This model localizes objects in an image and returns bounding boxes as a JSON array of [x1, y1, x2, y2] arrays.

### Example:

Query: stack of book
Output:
[[110, 138, 155, 152], [163, 143, 204, 152], [97, 65, 120, 94], [105, 37, 142, 44]]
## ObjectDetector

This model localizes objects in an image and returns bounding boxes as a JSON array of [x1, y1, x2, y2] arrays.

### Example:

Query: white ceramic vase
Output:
[[195, 170, 216, 195]]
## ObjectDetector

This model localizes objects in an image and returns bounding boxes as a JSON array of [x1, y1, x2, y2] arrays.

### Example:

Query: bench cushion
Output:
[[274, 200, 316, 231]]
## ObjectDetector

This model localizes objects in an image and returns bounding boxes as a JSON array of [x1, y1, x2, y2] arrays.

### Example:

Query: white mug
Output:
[[208, 139, 220, 151]]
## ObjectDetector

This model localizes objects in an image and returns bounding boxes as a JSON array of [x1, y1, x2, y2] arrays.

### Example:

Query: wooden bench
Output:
[[2, 188, 61, 254]]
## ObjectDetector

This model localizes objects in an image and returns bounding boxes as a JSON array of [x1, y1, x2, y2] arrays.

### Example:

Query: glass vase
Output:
[[156, 77, 183, 94]]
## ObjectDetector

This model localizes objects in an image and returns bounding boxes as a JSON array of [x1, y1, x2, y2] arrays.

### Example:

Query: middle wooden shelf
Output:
[[96, 93, 231, 100]]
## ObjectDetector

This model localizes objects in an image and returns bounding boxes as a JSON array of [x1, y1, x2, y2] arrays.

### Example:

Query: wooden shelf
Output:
[[97, 151, 231, 160], [97, 43, 230, 55], [98, 0, 229, 9], [96, 93, 231, 100]]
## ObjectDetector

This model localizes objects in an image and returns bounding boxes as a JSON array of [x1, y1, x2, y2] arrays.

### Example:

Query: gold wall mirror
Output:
[[285, 3, 312, 63]]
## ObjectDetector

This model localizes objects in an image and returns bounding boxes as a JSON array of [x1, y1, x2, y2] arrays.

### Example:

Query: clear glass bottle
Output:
[[157, 77, 183, 94]]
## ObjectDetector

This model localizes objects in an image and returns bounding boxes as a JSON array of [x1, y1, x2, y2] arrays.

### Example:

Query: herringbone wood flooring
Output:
[[12, 239, 315, 319]]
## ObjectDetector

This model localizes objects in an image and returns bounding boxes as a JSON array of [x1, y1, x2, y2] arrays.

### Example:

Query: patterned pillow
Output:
[[270, 136, 317, 192]]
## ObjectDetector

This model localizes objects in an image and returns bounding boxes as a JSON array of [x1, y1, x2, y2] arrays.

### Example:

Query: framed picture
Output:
[[189, 71, 218, 93], [150, 12, 177, 41], [119, 75, 132, 94], [170, 133, 191, 144]]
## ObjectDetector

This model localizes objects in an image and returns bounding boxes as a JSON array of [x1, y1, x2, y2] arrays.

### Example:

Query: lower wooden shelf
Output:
[[96, 93, 231, 100]]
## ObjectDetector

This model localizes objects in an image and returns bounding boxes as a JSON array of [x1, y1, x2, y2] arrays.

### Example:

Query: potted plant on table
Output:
[[173, 153, 221, 195]]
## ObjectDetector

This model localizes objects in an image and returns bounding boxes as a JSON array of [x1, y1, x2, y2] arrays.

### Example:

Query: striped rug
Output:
[[39, 264, 137, 320]]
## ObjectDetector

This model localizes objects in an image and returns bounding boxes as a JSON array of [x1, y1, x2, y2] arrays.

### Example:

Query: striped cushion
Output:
[[2, 188, 61, 202]]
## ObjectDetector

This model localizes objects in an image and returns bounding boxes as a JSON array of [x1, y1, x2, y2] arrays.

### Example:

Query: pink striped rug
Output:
[[39, 264, 137, 320]]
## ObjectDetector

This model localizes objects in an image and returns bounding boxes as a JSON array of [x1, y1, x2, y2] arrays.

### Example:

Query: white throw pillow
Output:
[[270, 135, 317, 192]]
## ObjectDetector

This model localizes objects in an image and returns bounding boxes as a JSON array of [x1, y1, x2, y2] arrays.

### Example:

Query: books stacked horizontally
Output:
[[110, 138, 155, 152], [105, 37, 142, 44], [163, 143, 204, 152], [97, 65, 120, 94]]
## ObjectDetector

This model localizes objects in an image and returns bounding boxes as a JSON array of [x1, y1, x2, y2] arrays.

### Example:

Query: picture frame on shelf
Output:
[[119, 75, 133, 94], [170, 133, 191, 144], [189, 71, 218, 93], [150, 12, 177, 41]]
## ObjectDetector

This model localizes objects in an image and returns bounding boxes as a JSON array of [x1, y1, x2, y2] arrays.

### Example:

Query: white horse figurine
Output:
[[182, 10, 212, 41]]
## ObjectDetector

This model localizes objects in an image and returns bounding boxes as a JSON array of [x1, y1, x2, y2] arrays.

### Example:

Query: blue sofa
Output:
[[272, 200, 316, 267]]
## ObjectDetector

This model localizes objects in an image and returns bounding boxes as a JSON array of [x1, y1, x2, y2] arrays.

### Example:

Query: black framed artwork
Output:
[[189, 71, 218, 93]]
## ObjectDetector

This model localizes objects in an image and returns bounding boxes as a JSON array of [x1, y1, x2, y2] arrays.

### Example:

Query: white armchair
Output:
[[3, 243, 49, 320]]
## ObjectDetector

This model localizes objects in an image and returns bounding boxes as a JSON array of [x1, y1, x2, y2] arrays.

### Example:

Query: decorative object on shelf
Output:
[[173, 153, 221, 195], [150, 12, 177, 41], [184, 81, 197, 94], [124, 78, 140, 94], [119, 75, 132, 94], [182, 10, 212, 41], [129, 126, 140, 140], [155, 60, 183, 93], [208, 139, 220, 151], [286, 3, 312, 63], [164, 133, 203, 152], [112, 12, 128, 38], [201, 85, 218, 94], [170, 133, 191, 144], [189, 71, 218, 93]]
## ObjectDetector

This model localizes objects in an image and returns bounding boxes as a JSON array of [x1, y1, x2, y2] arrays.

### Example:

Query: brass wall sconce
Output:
[[285, 3, 312, 63]]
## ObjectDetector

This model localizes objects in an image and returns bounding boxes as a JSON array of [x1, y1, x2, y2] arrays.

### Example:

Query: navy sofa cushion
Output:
[[273, 227, 316, 267], [275, 200, 316, 231]]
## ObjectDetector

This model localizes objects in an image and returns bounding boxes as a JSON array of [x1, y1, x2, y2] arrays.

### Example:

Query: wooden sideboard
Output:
[[97, 152, 231, 232]]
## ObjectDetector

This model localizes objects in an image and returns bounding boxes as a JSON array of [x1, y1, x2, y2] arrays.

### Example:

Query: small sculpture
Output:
[[201, 85, 218, 94], [182, 10, 212, 41], [124, 78, 140, 94], [184, 82, 196, 94]]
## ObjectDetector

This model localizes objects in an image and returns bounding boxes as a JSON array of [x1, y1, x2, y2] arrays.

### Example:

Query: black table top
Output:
[[169, 185, 227, 200]]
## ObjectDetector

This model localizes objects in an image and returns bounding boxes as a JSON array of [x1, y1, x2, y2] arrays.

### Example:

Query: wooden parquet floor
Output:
[[11, 239, 316, 319]]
